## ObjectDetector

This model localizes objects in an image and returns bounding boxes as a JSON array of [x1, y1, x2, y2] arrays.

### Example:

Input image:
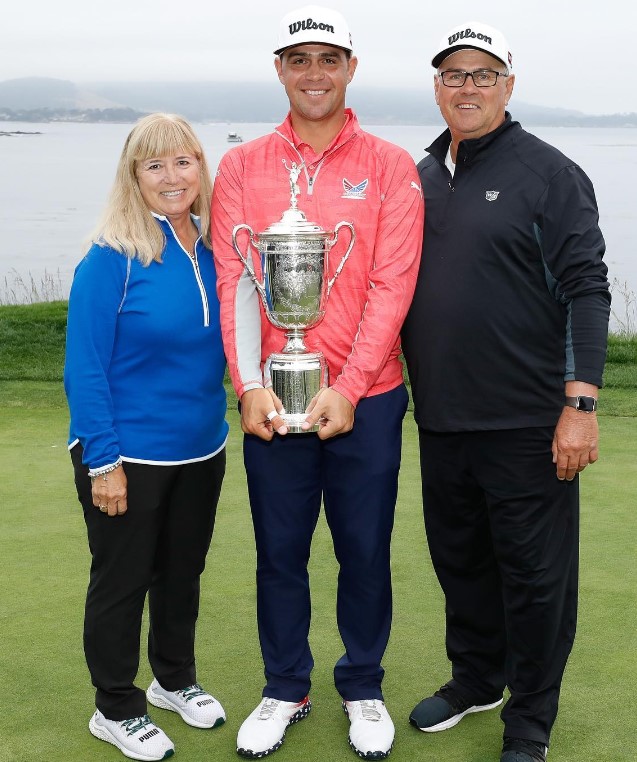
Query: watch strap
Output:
[[565, 395, 598, 412]]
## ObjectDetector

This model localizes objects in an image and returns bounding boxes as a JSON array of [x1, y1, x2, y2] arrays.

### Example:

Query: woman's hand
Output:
[[91, 465, 128, 516]]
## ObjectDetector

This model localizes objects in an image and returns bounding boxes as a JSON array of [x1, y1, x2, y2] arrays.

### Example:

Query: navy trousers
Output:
[[72, 445, 225, 720], [243, 384, 408, 702], [418, 426, 579, 746]]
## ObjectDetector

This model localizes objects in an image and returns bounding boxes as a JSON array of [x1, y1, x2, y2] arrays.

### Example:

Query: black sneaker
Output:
[[409, 682, 503, 733], [501, 737, 548, 762]]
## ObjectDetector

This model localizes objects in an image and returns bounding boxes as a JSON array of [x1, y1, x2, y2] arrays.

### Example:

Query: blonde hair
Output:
[[87, 113, 213, 266]]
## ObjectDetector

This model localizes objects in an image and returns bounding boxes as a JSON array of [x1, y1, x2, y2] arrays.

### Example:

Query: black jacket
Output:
[[401, 115, 610, 432]]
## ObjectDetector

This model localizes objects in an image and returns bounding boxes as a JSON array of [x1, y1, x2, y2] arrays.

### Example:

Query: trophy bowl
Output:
[[260, 223, 329, 331], [232, 199, 354, 433]]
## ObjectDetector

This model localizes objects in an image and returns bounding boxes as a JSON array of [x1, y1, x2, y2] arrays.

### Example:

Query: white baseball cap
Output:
[[432, 21, 513, 72], [274, 5, 353, 55]]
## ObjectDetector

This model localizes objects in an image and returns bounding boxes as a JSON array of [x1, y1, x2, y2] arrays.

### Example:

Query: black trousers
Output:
[[72, 445, 226, 720], [418, 427, 579, 746]]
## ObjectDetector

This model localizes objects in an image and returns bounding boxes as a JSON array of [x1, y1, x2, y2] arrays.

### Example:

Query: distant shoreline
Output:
[[2, 114, 637, 128], [2, 76, 637, 128], [0, 129, 43, 136]]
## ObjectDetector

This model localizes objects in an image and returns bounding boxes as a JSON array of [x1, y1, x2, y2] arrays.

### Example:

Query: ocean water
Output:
[[1, 121, 635, 318]]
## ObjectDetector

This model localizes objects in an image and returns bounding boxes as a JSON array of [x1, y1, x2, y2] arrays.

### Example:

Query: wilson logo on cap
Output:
[[274, 5, 353, 54], [289, 17, 335, 36], [448, 28, 493, 46], [432, 21, 512, 72]]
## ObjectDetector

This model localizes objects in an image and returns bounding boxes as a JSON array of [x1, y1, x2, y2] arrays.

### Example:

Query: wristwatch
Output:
[[564, 395, 598, 413]]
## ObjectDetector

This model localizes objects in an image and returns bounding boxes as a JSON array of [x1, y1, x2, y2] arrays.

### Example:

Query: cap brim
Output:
[[274, 42, 352, 55], [432, 45, 507, 69]]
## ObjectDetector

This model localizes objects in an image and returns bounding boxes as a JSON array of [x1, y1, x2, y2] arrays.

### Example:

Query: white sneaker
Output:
[[236, 696, 311, 758], [89, 710, 174, 761], [343, 699, 395, 759], [146, 678, 226, 729]]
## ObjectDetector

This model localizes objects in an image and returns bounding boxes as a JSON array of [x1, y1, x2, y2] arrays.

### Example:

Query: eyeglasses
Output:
[[439, 69, 508, 87]]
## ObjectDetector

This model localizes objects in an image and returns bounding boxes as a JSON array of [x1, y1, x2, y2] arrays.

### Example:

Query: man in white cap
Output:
[[212, 4, 423, 759], [401, 20, 610, 762]]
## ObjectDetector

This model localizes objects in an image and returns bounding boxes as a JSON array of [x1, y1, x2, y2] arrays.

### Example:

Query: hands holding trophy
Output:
[[232, 161, 355, 433]]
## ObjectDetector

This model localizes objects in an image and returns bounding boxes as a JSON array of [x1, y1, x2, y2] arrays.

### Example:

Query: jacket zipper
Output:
[[276, 130, 356, 197], [165, 219, 210, 327], [189, 245, 210, 328]]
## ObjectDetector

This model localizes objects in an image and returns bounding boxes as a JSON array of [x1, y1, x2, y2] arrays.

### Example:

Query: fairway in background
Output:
[[1, 303, 635, 761], [0, 394, 635, 761]]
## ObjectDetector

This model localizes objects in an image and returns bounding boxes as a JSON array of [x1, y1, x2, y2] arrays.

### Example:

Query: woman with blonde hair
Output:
[[65, 113, 228, 761]]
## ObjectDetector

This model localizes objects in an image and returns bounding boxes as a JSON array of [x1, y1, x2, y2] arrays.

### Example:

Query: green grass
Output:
[[603, 334, 637, 390], [0, 303, 636, 761], [1, 402, 635, 762], [2, 302, 635, 415], [0, 301, 68, 381]]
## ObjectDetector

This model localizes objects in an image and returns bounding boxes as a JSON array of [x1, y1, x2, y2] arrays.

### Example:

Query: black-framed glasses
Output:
[[439, 69, 508, 87]]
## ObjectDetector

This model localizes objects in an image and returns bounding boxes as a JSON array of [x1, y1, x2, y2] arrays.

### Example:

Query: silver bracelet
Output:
[[89, 457, 123, 481]]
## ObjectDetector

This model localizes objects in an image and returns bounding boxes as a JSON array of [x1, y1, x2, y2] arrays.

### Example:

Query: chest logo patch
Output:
[[342, 177, 368, 199], [485, 190, 500, 201]]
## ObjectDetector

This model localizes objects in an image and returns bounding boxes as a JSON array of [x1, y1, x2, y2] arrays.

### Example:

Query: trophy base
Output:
[[269, 351, 327, 434], [280, 412, 319, 434]]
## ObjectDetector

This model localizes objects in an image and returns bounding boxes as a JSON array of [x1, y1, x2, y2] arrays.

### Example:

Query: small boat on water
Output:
[[227, 132, 243, 142]]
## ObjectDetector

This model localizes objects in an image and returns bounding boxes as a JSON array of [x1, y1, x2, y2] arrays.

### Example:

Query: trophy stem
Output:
[[282, 329, 308, 354]]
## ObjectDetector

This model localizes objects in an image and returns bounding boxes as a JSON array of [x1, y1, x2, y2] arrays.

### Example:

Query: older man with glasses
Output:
[[401, 20, 611, 762]]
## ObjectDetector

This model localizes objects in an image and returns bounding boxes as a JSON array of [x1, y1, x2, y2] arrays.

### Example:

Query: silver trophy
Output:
[[232, 161, 355, 433]]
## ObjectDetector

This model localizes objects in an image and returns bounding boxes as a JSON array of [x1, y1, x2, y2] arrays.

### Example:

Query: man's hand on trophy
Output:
[[241, 388, 288, 439], [302, 388, 354, 440]]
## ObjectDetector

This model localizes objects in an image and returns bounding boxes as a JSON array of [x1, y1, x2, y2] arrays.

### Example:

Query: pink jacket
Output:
[[211, 110, 424, 407]]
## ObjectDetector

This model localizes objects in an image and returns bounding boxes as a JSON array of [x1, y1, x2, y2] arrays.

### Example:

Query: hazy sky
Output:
[[2, 0, 633, 115]]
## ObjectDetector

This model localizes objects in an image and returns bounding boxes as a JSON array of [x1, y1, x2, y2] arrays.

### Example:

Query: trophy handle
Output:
[[327, 221, 355, 295], [232, 224, 267, 301]]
